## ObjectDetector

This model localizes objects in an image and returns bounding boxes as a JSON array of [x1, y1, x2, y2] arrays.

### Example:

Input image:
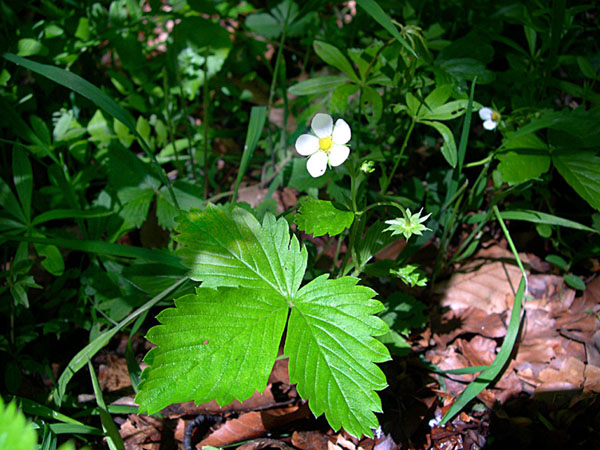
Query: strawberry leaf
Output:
[[136, 286, 288, 414], [176, 204, 307, 297], [286, 275, 391, 437], [295, 196, 354, 237]]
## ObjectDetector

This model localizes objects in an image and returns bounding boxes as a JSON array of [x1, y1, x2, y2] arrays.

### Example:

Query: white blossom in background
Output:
[[478, 107, 501, 130], [295, 113, 351, 177]]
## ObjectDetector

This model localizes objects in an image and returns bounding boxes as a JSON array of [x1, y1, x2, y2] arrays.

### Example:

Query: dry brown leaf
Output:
[[97, 354, 131, 392], [292, 431, 330, 450], [583, 363, 600, 393], [162, 389, 277, 418], [198, 404, 309, 448], [456, 336, 497, 367], [436, 260, 525, 314], [237, 438, 293, 450], [119, 414, 163, 450]]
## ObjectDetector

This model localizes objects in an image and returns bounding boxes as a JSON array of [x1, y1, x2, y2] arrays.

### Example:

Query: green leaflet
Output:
[[295, 196, 354, 237], [0, 397, 37, 450], [137, 206, 392, 437], [552, 150, 600, 212], [286, 275, 390, 437], [136, 287, 288, 414], [176, 204, 307, 297]]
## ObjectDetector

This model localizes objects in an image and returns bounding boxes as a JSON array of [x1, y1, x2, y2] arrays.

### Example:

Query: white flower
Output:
[[295, 113, 351, 177], [478, 107, 501, 130]]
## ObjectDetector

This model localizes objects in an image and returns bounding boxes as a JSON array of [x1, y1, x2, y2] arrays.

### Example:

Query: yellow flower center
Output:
[[491, 111, 500, 122], [319, 136, 333, 153]]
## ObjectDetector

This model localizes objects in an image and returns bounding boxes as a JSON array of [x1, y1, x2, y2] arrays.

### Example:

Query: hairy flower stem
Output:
[[338, 170, 360, 277]]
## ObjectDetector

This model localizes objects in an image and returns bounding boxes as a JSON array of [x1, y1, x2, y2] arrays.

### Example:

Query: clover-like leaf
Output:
[[136, 287, 288, 414], [176, 204, 307, 297], [285, 275, 391, 437], [295, 197, 354, 237]]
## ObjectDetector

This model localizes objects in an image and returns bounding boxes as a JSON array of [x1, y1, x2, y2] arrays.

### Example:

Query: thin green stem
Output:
[[265, 6, 291, 159], [203, 45, 210, 199], [162, 68, 182, 174], [381, 118, 416, 193]]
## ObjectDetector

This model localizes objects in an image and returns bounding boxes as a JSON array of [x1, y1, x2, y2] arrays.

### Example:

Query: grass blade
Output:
[[12, 146, 33, 224], [355, 0, 416, 57], [440, 205, 527, 425], [6, 234, 186, 269], [88, 360, 125, 450], [54, 277, 188, 405], [232, 106, 267, 203], [3, 53, 180, 210], [32, 209, 114, 226]]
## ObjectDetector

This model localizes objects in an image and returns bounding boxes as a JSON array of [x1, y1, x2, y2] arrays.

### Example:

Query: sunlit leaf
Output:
[[295, 196, 354, 237]]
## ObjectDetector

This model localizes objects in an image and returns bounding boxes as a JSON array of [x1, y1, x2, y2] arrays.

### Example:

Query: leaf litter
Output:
[[96, 242, 600, 449]]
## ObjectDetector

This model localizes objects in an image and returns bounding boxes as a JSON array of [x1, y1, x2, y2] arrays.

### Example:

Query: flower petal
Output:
[[295, 134, 320, 155], [483, 119, 497, 130], [332, 118, 351, 145], [328, 145, 350, 167], [311, 113, 333, 138], [306, 151, 328, 177], [479, 107, 492, 120]]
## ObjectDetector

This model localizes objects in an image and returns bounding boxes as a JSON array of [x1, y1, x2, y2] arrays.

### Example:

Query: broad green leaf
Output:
[[420, 100, 479, 121], [118, 188, 154, 229], [564, 274, 585, 290], [577, 56, 598, 80], [245, 11, 282, 39], [496, 132, 550, 184], [330, 84, 359, 114], [355, 0, 416, 57], [136, 287, 288, 414], [286, 275, 390, 438], [295, 196, 354, 237], [12, 146, 33, 223], [421, 120, 457, 168], [17, 38, 47, 57], [313, 41, 358, 81], [176, 205, 307, 297], [362, 85, 383, 123], [552, 150, 600, 211], [0, 175, 27, 224], [424, 85, 453, 109], [0, 397, 37, 450], [34, 242, 65, 277], [497, 151, 551, 184], [404, 92, 421, 118], [288, 76, 348, 95]]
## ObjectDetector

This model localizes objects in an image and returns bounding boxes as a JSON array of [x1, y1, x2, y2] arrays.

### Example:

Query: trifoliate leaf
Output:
[[285, 275, 391, 438], [176, 204, 307, 297], [295, 196, 354, 237], [0, 397, 37, 450], [136, 286, 288, 414]]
